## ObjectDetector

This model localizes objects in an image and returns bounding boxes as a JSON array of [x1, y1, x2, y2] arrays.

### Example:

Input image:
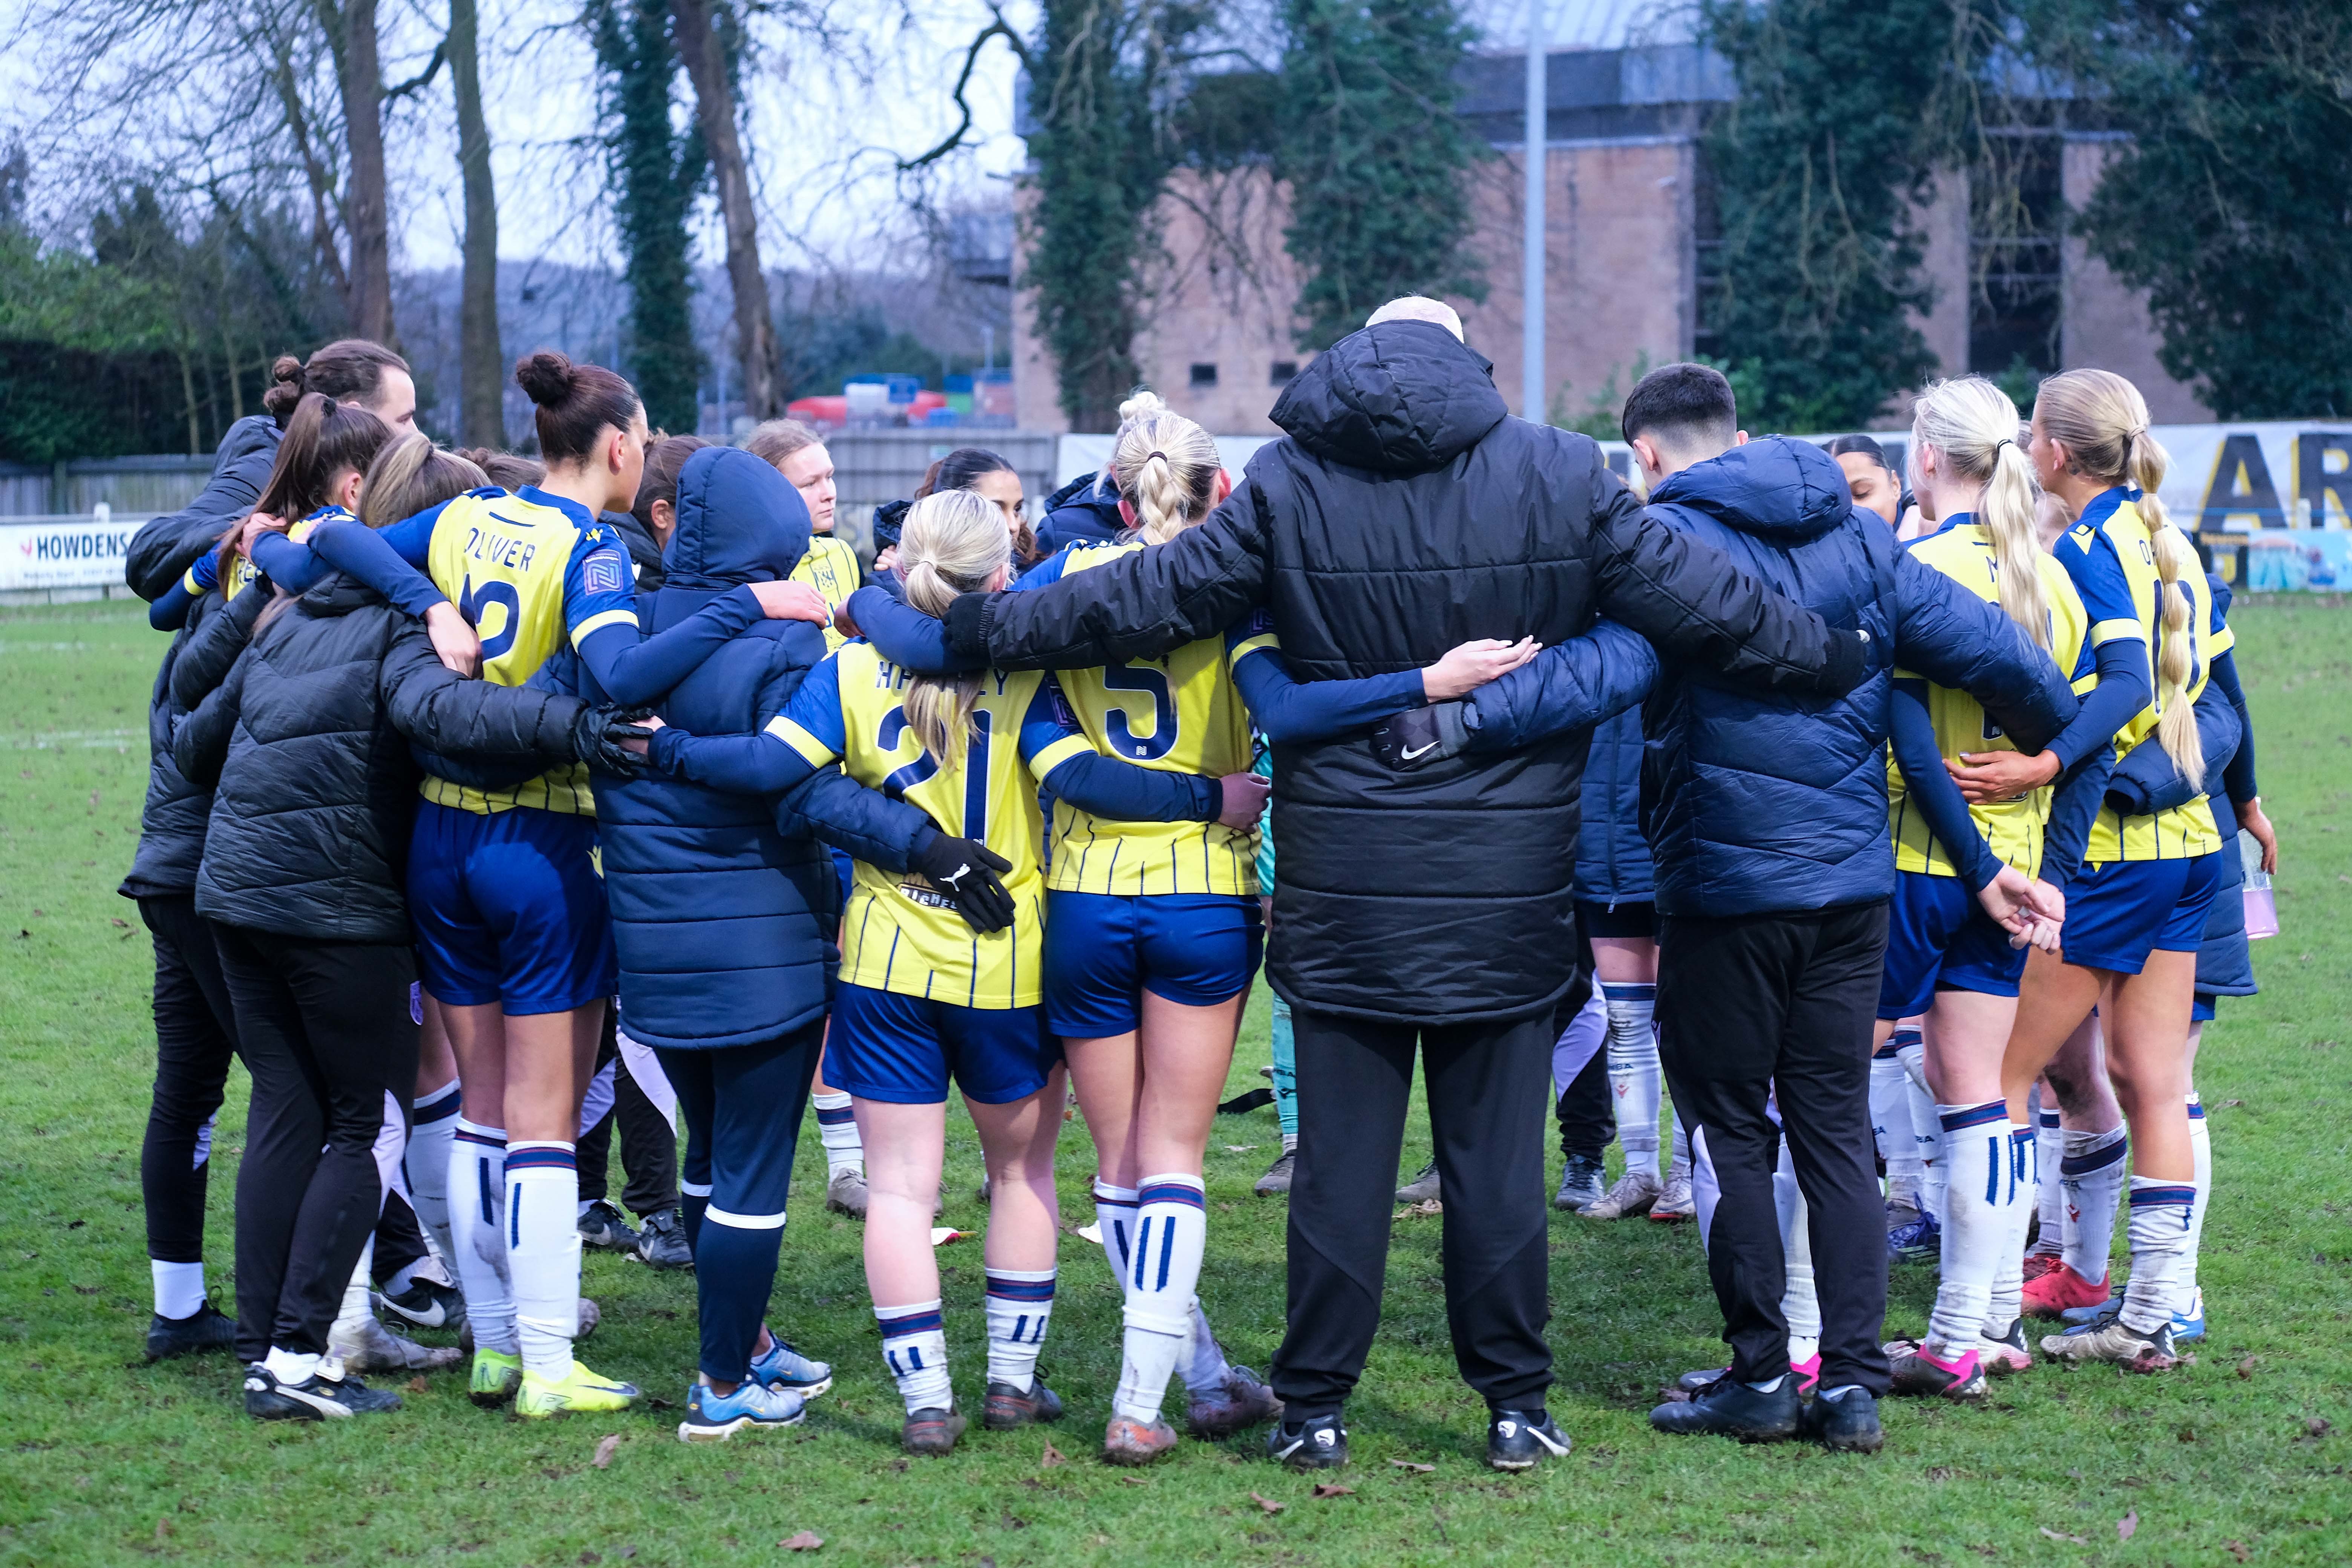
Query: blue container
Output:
[[925, 407, 961, 427]]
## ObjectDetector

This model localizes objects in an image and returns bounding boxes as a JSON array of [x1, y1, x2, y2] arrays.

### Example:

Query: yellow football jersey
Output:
[[413, 487, 638, 816], [769, 642, 1094, 1008], [1887, 518, 2091, 879], [1022, 542, 1260, 897], [2066, 490, 2231, 863], [212, 507, 340, 602], [790, 533, 862, 653]]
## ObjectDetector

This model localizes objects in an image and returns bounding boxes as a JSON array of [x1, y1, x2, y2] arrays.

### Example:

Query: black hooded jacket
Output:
[[940, 321, 1864, 1024], [174, 575, 592, 942]]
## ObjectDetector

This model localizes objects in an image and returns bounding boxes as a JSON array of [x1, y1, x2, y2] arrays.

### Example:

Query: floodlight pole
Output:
[[1523, 0, 1548, 423]]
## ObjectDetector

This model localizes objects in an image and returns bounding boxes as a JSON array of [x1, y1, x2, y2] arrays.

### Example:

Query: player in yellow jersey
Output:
[[1867, 377, 2114, 1401], [633, 488, 1265, 1455], [1955, 369, 2226, 1370], [251, 353, 829, 1418]]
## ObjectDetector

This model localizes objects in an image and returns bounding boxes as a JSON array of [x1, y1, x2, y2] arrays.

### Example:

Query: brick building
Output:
[[1009, 2, 2205, 435]]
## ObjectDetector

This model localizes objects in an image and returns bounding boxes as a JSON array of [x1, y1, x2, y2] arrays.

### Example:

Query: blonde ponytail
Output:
[[2037, 368, 2202, 782], [1109, 390, 1222, 547], [1910, 376, 2051, 648], [895, 489, 1008, 774]]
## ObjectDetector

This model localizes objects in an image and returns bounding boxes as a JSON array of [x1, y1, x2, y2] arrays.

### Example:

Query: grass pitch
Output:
[[1, 597, 2347, 1566]]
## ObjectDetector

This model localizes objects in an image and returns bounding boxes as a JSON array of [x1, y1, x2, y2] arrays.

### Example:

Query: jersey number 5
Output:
[[1101, 663, 1178, 761], [458, 575, 521, 662]]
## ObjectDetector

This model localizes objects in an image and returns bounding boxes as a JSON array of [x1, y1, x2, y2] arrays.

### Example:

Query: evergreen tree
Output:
[[589, 0, 706, 434], [2058, 0, 2352, 418], [1698, 0, 1952, 430], [1275, 0, 1485, 353]]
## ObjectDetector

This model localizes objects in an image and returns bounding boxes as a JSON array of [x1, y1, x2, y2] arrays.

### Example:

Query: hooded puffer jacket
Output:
[[1033, 472, 1126, 556], [1640, 437, 2077, 919], [592, 447, 933, 1050], [120, 415, 283, 899], [1574, 706, 1653, 908], [955, 322, 1870, 1024], [174, 574, 589, 940]]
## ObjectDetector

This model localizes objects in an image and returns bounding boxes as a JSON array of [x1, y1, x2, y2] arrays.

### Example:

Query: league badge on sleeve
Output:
[[583, 548, 630, 597]]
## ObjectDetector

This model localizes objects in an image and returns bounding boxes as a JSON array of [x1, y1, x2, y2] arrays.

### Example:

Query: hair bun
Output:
[[262, 354, 309, 420], [514, 350, 577, 407], [1117, 389, 1169, 426]]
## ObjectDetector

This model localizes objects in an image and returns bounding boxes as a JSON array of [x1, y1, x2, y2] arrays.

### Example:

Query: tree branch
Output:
[[896, 7, 1027, 172]]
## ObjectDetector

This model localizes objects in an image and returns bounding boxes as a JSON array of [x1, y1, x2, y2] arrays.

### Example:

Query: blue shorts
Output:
[[1042, 891, 1263, 1039], [409, 801, 617, 1015], [2191, 993, 2217, 1024], [829, 984, 1063, 1106], [2060, 854, 2221, 976], [1876, 870, 2027, 1020]]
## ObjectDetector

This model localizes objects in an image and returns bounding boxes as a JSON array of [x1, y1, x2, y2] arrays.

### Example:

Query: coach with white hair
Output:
[[861, 299, 1870, 1470]]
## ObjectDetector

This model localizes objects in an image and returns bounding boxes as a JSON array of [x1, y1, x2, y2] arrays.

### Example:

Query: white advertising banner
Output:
[[0, 514, 148, 593]]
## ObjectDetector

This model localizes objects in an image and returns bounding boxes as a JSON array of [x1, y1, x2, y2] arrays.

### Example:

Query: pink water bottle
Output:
[[2240, 830, 2278, 940]]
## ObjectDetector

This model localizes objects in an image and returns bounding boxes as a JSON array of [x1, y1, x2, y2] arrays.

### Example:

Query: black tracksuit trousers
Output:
[[215, 926, 419, 1364], [1656, 900, 1892, 1396], [1272, 1005, 1558, 1419], [577, 1008, 680, 1219], [136, 895, 242, 1267]]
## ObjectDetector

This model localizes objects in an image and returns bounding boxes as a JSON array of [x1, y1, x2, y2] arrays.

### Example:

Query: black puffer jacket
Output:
[[944, 321, 1865, 1024], [118, 416, 283, 899], [174, 575, 591, 942]]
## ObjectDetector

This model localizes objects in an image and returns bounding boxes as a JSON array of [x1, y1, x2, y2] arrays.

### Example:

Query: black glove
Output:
[[913, 830, 1017, 934], [1369, 701, 1471, 771], [1811, 627, 1874, 697], [572, 703, 657, 778]]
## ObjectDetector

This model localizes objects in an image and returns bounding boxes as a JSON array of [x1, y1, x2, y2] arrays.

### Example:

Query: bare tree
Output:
[[446, 0, 502, 442], [323, 0, 395, 341], [672, 0, 777, 421]]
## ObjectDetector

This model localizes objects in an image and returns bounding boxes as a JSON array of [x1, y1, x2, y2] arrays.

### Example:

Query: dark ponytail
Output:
[[262, 339, 410, 425], [515, 350, 642, 463], [631, 434, 712, 534], [913, 446, 1037, 563], [251, 392, 395, 523]]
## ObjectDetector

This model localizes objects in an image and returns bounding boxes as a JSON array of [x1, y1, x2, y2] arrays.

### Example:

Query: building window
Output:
[[1969, 130, 2064, 382], [1189, 362, 1219, 389], [1269, 360, 1297, 386]]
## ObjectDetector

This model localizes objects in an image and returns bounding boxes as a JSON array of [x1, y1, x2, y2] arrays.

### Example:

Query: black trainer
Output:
[[1799, 1386, 1884, 1452], [577, 1198, 642, 1253], [375, 1276, 466, 1333], [1648, 1374, 1800, 1442], [243, 1361, 404, 1421], [1266, 1413, 1348, 1470], [145, 1300, 237, 1361], [1487, 1408, 1572, 1471], [637, 1208, 694, 1271]]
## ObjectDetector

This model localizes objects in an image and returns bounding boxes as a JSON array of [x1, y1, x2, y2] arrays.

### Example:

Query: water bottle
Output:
[[2240, 829, 2278, 940]]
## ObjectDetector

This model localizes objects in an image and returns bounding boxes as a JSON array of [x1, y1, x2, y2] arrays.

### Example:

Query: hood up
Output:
[[1649, 435, 1855, 545], [1269, 320, 1508, 475]]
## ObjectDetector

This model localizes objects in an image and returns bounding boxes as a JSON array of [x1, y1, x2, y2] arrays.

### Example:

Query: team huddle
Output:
[[116, 301, 2272, 1471]]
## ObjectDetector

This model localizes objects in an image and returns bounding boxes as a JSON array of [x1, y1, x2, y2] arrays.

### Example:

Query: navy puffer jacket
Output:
[[1575, 706, 1653, 906], [593, 448, 931, 1050], [1641, 437, 2078, 919], [1033, 472, 1125, 556]]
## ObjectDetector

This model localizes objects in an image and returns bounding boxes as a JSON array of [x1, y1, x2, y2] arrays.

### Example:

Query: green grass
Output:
[[2, 597, 2348, 1566]]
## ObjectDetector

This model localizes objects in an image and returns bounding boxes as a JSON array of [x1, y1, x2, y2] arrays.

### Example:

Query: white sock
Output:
[[2119, 1176, 2197, 1335], [406, 1080, 462, 1269], [1181, 1298, 1232, 1396], [814, 1092, 864, 1178], [1898, 1039, 1942, 1224], [1115, 1174, 1205, 1424], [1986, 1128, 2034, 1331], [264, 1346, 321, 1385], [1773, 1142, 1819, 1366], [984, 1269, 1055, 1393], [152, 1260, 207, 1320], [878, 1299, 952, 1413], [331, 1236, 378, 1339], [2060, 1126, 2127, 1283], [506, 1141, 580, 1380], [2183, 1093, 2211, 1306], [1870, 1044, 1920, 1206], [1601, 983, 1662, 1179], [1668, 1110, 1691, 1181], [1925, 1104, 2019, 1358], [449, 1119, 518, 1355], [2031, 1099, 2065, 1256], [1093, 1180, 1140, 1294]]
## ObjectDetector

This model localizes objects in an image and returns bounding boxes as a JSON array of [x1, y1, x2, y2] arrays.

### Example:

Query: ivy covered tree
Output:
[[1274, 0, 1485, 352], [1017, 1, 1214, 431], [1697, 0, 1957, 430], [2057, 0, 2352, 419], [589, 0, 706, 434]]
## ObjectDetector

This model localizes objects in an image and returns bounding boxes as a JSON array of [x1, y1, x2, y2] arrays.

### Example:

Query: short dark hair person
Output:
[[1621, 362, 1739, 451]]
